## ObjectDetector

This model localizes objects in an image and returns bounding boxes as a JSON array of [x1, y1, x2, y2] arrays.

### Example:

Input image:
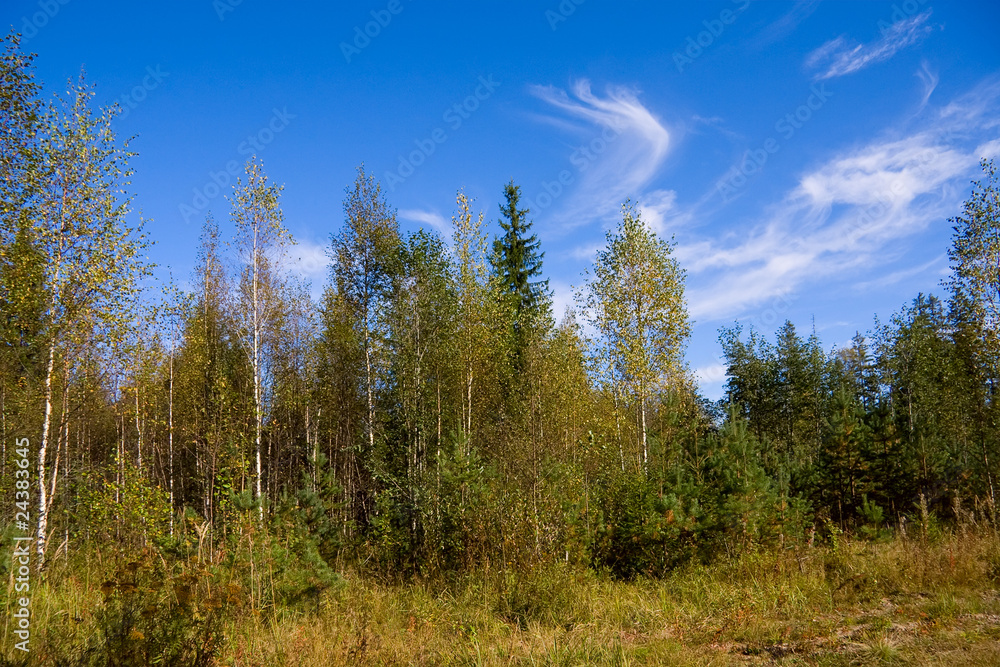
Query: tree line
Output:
[[2, 33, 999, 580]]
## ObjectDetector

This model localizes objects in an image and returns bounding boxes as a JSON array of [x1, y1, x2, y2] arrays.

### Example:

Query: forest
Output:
[[3, 31, 1000, 665]]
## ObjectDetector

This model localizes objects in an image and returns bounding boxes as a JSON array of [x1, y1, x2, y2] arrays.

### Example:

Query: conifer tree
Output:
[[819, 385, 870, 525], [491, 180, 549, 370]]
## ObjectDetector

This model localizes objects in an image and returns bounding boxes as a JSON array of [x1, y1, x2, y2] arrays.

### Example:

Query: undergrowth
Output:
[[3, 530, 999, 665]]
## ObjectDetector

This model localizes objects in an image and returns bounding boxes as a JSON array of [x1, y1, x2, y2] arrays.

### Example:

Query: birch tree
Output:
[[174, 217, 248, 528], [577, 201, 689, 474], [230, 157, 293, 519], [29, 75, 151, 562], [330, 166, 400, 464], [0, 32, 44, 460], [451, 191, 491, 439], [389, 229, 456, 556], [948, 158, 1000, 364]]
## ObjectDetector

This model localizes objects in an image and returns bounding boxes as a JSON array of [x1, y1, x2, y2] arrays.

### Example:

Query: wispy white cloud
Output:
[[976, 139, 1000, 160], [694, 362, 728, 385], [638, 189, 688, 236], [690, 114, 742, 143], [852, 254, 947, 292], [398, 208, 450, 237], [682, 79, 1000, 324], [797, 136, 967, 209], [940, 78, 1000, 128], [752, 0, 822, 48], [549, 279, 578, 328], [283, 238, 330, 299], [915, 60, 939, 112], [685, 140, 969, 320], [528, 80, 672, 231], [568, 242, 603, 261], [806, 11, 932, 80]]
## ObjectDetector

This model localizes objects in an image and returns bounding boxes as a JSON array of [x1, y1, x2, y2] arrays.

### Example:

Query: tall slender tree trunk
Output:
[[37, 233, 67, 565], [984, 440, 995, 506], [466, 368, 473, 436], [640, 392, 648, 476], [365, 329, 375, 454], [436, 367, 442, 457], [306, 405, 314, 490], [464, 303, 474, 439], [48, 398, 64, 550], [436, 369, 442, 532], [135, 384, 142, 470], [253, 226, 264, 521], [37, 343, 55, 563], [168, 345, 174, 535], [612, 370, 625, 473], [201, 263, 212, 530], [52, 367, 69, 522], [116, 411, 123, 504]]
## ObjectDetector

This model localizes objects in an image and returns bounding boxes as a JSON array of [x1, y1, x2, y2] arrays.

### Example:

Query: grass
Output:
[[4, 531, 1000, 665]]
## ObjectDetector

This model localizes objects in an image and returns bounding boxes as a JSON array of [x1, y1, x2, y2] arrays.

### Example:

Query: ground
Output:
[[9, 531, 1000, 665]]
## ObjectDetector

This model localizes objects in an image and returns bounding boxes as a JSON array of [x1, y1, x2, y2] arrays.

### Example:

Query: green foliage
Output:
[[491, 180, 549, 332], [0, 33, 44, 388], [428, 432, 495, 572], [75, 464, 172, 547], [719, 320, 828, 494], [66, 554, 224, 666], [818, 385, 872, 525], [860, 494, 889, 540], [698, 415, 784, 554], [577, 201, 690, 474], [0, 219, 48, 380], [267, 499, 345, 612], [590, 470, 692, 579], [294, 453, 345, 566], [5, 33, 1000, 620], [948, 158, 1000, 363]]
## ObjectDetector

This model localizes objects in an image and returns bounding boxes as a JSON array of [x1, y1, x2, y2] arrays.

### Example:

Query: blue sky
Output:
[[6, 0, 1000, 399]]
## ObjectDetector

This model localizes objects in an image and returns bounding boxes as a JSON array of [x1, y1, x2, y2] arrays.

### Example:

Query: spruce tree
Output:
[[491, 180, 549, 344]]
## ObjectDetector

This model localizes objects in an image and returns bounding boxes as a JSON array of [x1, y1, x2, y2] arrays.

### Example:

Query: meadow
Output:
[[6, 526, 1000, 666]]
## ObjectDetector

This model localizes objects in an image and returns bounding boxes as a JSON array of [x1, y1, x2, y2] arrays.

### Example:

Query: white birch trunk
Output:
[[37, 343, 55, 563]]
